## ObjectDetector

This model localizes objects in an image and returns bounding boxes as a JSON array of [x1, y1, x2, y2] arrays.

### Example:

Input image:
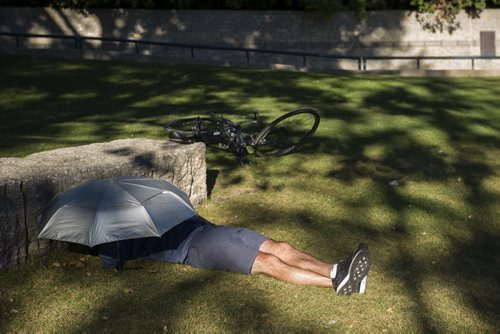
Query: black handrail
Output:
[[1, 32, 499, 71], [0, 31, 360, 70], [363, 55, 499, 70]]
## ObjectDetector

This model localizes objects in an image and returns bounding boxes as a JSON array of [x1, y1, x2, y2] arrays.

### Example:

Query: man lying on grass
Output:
[[98, 215, 372, 295]]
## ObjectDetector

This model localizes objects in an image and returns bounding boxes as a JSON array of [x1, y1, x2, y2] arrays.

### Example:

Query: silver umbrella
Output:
[[38, 176, 197, 247]]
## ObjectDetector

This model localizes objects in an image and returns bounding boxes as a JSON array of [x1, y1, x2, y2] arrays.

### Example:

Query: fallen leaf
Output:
[[52, 262, 61, 268], [123, 288, 134, 294], [102, 316, 109, 321], [10, 309, 19, 314]]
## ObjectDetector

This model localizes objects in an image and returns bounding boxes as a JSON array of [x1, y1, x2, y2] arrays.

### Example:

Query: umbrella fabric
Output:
[[38, 176, 197, 247]]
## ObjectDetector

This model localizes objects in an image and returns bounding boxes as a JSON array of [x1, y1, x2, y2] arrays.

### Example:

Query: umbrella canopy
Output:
[[38, 176, 197, 247]]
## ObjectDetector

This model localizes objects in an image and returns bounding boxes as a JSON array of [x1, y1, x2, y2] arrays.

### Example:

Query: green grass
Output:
[[1, 55, 499, 332]]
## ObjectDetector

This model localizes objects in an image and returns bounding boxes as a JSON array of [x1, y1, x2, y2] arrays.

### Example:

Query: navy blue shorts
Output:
[[184, 225, 269, 274]]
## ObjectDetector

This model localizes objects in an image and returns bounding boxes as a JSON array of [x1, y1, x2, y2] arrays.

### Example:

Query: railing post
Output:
[[363, 57, 367, 71], [15, 35, 19, 48], [416, 58, 420, 70], [471, 58, 475, 70], [191, 48, 194, 58], [74, 36, 84, 50], [135, 42, 139, 54], [246, 51, 250, 63], [358, 57, 362, 71], [303, 55, 306, 67]]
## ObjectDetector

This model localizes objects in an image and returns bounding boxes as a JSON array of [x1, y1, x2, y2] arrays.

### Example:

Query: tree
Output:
[[411, 0, 500, 33]]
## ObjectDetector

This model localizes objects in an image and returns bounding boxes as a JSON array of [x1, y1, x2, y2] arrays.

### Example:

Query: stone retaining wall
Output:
[[1, 7, 499, 56], [0, 138, 206, 269], [0, 7, 499, 71]]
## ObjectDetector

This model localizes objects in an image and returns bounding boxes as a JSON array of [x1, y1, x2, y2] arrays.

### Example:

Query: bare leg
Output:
[[259, 240, 331, 278], [250, 252, 332, 287]]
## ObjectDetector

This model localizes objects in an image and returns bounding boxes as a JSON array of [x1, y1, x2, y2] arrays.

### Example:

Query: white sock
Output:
[[330, 263, 338, 279]]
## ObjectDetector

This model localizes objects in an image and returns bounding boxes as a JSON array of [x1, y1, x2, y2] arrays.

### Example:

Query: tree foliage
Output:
[[411, 0, 500, 32], [2, 0, 499, 11]]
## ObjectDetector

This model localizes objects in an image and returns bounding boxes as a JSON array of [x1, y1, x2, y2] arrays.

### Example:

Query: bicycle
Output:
[[164, 109, 320, 165]]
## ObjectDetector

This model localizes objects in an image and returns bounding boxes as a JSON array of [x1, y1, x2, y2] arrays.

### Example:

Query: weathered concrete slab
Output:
[[0, 139, 206, 269]]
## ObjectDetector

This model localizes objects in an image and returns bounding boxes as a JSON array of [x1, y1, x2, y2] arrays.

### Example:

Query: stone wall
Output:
[[0, 7, 499, 71], [0, 138, 206, 269], [0, 7, 499, 56]]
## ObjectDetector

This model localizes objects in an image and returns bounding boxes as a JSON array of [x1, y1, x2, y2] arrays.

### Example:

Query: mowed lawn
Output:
[[0, 55, 499, 332]]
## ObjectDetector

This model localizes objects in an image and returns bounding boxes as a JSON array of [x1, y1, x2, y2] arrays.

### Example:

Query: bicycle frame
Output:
[[192, 113, 261, 164]]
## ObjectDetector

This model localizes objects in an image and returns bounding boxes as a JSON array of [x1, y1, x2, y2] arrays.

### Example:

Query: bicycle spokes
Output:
[[253, 110, 320, 157]]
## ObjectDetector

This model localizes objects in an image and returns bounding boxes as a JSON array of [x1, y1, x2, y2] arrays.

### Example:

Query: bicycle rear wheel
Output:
[[164, 117, 217, 143], [253, 109, 320, 157]]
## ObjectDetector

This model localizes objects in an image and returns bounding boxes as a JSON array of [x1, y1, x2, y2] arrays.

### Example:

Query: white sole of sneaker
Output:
[[359, 276, 367, 294], [336, 248, 371, 295]]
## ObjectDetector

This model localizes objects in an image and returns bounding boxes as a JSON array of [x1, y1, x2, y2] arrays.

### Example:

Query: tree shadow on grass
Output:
[[67, 270, 317, 332], [1, 194, 385, 332], [211, 75, 500, 330], [1, 56, 499, 330], [317, 79, 500, 330]]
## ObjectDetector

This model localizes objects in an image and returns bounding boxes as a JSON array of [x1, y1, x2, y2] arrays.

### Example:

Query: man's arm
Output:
[[98, 241, 124, 270]]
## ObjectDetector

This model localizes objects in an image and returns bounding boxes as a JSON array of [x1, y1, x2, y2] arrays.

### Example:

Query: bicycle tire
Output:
[[253, 109, 320, 157], [164, 117, 217, 143]]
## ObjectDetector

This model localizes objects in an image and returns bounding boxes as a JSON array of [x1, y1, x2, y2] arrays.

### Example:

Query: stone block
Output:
[[0, 139, 206, 269]]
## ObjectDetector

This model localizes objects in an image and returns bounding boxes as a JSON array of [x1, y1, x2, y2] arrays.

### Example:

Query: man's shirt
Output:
[[97, 215, 212, 269]]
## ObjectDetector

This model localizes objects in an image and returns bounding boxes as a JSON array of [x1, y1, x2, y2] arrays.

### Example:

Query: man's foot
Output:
[[331, 243, 371, 295]]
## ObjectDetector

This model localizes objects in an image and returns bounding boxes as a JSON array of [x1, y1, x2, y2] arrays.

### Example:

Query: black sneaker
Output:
[[332, 243, 371, 295]]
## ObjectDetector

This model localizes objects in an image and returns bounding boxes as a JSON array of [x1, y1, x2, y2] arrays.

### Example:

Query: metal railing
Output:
[[363, 55, 499, 71], [1, 32, 499, 71]]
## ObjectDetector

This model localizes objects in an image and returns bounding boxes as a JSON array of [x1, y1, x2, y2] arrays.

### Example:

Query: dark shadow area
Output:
[[206, 169, 219, 199], [104, 147, 135, 156], [132, 153, 155, 169]]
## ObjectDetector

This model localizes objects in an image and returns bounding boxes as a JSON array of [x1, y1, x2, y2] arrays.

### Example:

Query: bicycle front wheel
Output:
[[253, 109, 320, 157], [164, 117, 217, 143]]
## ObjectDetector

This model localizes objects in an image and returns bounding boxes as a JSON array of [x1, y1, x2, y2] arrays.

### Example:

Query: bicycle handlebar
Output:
[[234, 111, 261, 126]]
